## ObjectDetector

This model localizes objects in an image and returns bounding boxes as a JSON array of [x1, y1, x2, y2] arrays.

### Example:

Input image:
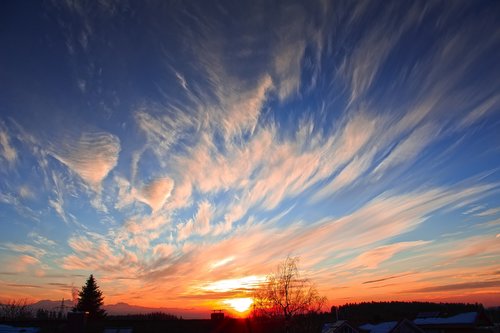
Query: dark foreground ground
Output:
[[3, 302, 498, 333], [0, 318, 309, 333]]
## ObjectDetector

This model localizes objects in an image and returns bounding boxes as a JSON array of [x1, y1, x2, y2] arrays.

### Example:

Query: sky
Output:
[[0, 0, 500, 317]]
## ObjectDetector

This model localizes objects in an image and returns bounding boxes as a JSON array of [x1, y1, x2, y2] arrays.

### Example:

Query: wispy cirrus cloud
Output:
[[458, 95, 500, 129], [216, 74, 273, 139], [28, 232, 57, 247], [71, 180, 496, 305], [9, 255, 40, 273], [373, 123, 439, 177], [50, 131, 120, 191], [408, 280, 500, 293], [439, 235, 500, 263], [0, 243, 46, 259], [18, 185, 34, 199], [0, 191, 41, 223], [338, 1, 424, 105], [362, 273, 416, 285], [269, 2, 326, 101], [63, 233, 139, 275], [342, 241, 431, 270], [134, 109, 196, 166], [136, 177, 174, 213], [0, 121, 17, 166], [475, 207, 500, 217], [178, 200, 213, 241]]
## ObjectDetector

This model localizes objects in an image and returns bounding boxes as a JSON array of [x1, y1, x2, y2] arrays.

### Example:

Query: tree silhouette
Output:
[[253, 256, 326, 332], [74, 274, 106, 319], [0, 299, 32, 320]]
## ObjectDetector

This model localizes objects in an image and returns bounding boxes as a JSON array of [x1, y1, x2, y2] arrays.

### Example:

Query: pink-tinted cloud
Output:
[[343, 241, 431, 270], [10, 255, 40, 273], [0, 243, 46, 259], [136, 177, 174, 212], [217, 74, 273, 138], [50, 131, 120, 191], [178, 201, 213, 241]]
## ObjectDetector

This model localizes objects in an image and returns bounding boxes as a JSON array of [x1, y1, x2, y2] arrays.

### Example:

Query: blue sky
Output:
[[0, 0, 499, 314]]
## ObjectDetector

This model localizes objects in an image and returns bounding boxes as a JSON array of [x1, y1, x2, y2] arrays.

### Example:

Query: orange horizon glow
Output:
[[2, 266, 500, 313], [2, 280, 499, 318]]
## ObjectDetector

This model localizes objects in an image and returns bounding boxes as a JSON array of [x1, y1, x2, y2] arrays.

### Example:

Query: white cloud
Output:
[[134, 109, 196, 161], [209, 256, 235, 271], [373, 123, 438, 177], [47, 170, 74, 225], [328, 150, 376, 191], [463, 205, 485, 215], [339, 2, 422, 105], [50, 131, 120, 191], [28, 232, 57, 247], [475, 207, 500, 217], [174, 71, 188, 90], [0, 243, 46, 259], [18, 186, 34, 199], [0, 122, 17, 165], [458, 95, 500, 129]]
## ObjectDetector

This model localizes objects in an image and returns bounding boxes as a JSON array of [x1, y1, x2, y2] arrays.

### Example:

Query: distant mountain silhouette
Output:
[[31, 299, 74, 311], [30, 300, 208, 319]]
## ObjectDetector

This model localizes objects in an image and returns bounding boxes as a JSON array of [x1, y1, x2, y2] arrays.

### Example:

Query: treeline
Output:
[[332, 301, 485, 325], [0, 299, 33, 321], [107, 312, 180, 321], [0, 299, 71, 321], [0, 299, 180, 322]]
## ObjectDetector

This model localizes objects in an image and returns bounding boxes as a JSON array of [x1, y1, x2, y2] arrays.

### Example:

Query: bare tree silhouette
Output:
[[0, 299, 32, 320], [253, 256, 326, 332]]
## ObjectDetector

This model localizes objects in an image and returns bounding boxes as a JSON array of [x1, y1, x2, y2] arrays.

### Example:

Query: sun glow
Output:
[[224, 297, 254, 313]]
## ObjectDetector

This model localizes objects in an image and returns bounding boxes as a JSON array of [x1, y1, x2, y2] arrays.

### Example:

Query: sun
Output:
[[223, 298, 254, 313]]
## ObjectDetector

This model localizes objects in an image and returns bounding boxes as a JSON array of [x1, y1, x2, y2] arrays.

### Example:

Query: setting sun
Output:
[[224, 298, 254, 313]]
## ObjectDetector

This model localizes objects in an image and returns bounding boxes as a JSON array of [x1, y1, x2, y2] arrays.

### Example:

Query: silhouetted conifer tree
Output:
[[74, 274, 106, 319]]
